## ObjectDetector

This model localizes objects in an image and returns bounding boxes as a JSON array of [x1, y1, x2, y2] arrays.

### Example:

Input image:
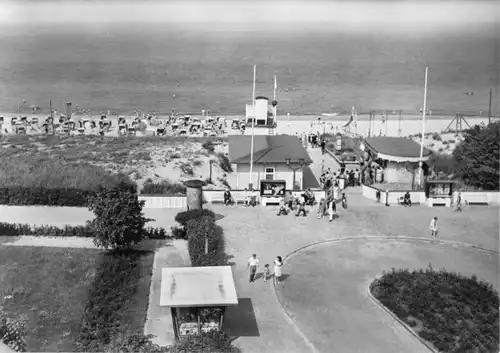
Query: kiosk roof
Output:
[[160, 266, 238, 307]]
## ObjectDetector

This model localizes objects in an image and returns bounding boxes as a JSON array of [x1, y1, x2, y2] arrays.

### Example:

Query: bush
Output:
[[77, 250, 154, 352], [107, 331, 240, 353], [140, 180, 187, 195], [370, 266, 499, 353], [174, 209, 215, 228], [88, 188, 153, 250], [170, 226, 187, 240], [217, 153, 232, 173], [0, 312, 27, 352]]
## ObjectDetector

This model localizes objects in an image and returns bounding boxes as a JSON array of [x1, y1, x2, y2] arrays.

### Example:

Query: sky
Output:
[[0, 0, 498, 27]]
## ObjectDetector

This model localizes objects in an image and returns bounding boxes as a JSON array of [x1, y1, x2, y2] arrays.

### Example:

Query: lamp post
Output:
[[204, 223, 210, 255], [208, 160, 214, 184], [285, 158, 305, 190]]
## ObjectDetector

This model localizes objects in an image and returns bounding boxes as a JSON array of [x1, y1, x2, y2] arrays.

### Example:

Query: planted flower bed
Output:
[[370, 267, 499, 352]]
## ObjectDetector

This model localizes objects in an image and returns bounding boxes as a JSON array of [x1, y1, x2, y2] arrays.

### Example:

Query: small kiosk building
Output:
[[160, 266, 238, 340], [360, 137, 433, 184]]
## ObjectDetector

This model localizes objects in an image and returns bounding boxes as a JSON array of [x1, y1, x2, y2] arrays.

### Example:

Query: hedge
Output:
[[370, 267, 499, 353], [186, 216, 223, 267], [0, 183, 136, 207], [76, 250, 154, 352], [140, 180, 187, 195], [174, 209, 216, 228], [0, 222, 168, 240]]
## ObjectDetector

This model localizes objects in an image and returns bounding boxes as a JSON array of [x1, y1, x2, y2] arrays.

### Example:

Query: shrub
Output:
[[88, 188, 153, 250], [174, 209, 215, 228], [76, 250, 154, 352], [170, 226, 187, 240], [140, 180, 187, 195], [370, 267, 499, 353], [431, 132, 442, 141], [217, 153, 232, 173], [0, 312, 27, 352], [202, 141, 215, 153]]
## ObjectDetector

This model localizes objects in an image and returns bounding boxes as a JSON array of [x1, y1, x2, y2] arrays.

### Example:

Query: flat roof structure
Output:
[[160, 266, 238, 308]]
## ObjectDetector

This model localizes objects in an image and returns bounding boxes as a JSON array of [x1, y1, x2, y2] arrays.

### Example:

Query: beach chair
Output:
[[128, 127, 136, 136], [77, 128, 85, 135], [157, 128, 166, 136], [0, 117, 3, 124], [16, 126, 26, 134], [11, 117, 18, 125]]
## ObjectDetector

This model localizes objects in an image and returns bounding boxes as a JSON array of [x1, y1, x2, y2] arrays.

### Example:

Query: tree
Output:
[[452, 121, 500, 190], [88, 187, 152, 250]]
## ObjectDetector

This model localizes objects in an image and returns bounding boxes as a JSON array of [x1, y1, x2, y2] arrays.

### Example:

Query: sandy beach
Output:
[[0, 111, 491, 139]]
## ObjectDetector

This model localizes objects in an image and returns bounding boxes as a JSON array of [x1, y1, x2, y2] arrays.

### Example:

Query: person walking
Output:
[[328, 197, 336, 222], [274, 256, 284, 285], [429, 217, 438, 238], [247, 254, 259, 282], [453, 192, 463, 212]]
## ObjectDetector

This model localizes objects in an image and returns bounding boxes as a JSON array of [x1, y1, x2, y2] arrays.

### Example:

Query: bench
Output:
[[207, 192, 256, 206], [463, 193, 489, 206], [397, 195, 421, 206], [262, 197, 280, 206], [427, 197, 451, 207]]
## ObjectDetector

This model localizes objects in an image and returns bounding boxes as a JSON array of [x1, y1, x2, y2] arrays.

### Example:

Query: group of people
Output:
[[247, 254, 284, 285], [276, 189, 316, 217], [223, 188, 257, 207]]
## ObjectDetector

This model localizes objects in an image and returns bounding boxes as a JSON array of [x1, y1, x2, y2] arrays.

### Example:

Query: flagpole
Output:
[[418, 66, 429, 187], [249, 65, 256, 190], [273, 75, 277, 101]]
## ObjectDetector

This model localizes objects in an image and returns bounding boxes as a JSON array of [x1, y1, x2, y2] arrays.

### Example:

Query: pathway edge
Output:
[[367, 277, 438, 353]]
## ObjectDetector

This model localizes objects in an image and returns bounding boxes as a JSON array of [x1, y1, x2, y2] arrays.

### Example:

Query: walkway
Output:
[[215, 203, 499, 353]]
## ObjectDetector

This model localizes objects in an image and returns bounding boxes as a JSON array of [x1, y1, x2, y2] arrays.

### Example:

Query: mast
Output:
[[249, 65, 256, 190], [417, 67, 429, 187]]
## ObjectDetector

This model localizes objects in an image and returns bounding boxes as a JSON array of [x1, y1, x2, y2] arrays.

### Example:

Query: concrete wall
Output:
[[452, 191, 500, 205], [361, 184, 425, 204], [234, 163, 304, 190]]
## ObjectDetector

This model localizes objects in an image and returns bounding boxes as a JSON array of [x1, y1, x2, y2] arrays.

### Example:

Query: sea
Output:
[[0, 22, 497, 116]]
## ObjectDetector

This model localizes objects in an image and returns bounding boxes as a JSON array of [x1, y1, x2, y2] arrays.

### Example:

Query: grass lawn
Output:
[[0, 246, 155, 352]]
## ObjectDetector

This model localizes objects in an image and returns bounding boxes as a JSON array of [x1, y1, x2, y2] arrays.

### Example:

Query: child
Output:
[[263, 264, 270, 282], [277, 196, 288, 216]]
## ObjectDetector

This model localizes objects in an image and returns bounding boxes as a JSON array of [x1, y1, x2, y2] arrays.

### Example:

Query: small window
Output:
[[265, 167, 275, 181]]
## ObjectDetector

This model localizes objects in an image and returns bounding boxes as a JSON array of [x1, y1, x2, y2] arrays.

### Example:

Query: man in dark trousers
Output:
[[320, 139, 326, 155]]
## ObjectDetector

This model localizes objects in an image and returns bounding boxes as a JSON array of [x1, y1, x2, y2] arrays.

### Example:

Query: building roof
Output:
[[363, 137, 432, 162], [228, 135, 312, 164], [160, 266, 238, 307]]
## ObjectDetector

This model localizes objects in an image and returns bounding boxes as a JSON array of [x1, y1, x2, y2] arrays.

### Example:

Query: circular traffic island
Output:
[[275, 238, 499, 353], [370, 267, 499, 353]]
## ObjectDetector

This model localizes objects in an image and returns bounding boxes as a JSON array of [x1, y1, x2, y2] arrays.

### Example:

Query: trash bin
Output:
[[184, 179, 205, 210]]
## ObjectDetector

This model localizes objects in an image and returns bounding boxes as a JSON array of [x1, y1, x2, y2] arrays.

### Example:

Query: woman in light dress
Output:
[[274, 256, 284, 285]]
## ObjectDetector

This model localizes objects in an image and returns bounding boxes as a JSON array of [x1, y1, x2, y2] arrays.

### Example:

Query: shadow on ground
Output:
[[302, 166, 320, 189], [225, 298, 260, 338]]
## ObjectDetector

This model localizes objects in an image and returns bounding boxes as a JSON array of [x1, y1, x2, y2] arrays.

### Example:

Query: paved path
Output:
[[215, 204, 499, 353], [277, 237, 499, 353]]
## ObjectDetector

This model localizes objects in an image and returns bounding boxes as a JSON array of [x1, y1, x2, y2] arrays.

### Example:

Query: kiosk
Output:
[[425, 180, 456, 207], [160, 266, 238, 341]]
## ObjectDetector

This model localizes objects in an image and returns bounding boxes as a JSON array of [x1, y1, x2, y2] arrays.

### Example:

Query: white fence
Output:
[[138, 196, 187, 209], [139, 189, 326, 208], [361, 184, 500, 206]]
